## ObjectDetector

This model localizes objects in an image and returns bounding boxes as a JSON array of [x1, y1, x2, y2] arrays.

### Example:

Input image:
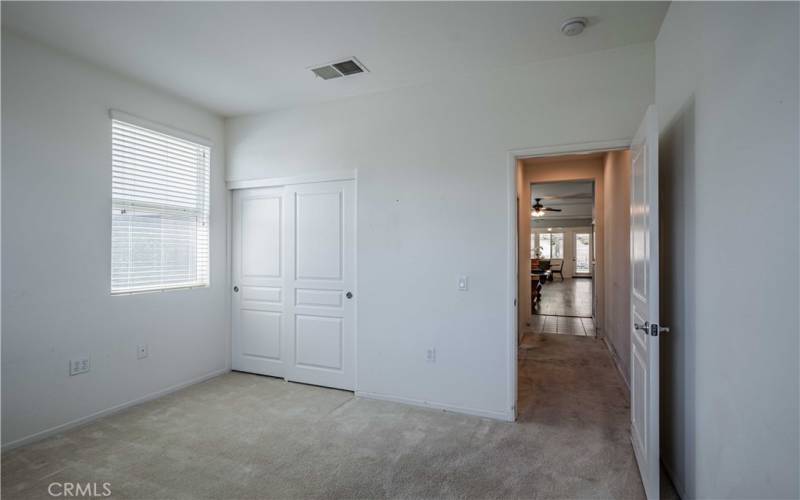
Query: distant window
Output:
[[110, 113, 210, 294], [537, 232, 564, 260]]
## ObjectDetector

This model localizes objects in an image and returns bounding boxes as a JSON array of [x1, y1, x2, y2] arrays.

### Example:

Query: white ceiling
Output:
[[531, 180, 593, 220], [2, 2, 668, 117]]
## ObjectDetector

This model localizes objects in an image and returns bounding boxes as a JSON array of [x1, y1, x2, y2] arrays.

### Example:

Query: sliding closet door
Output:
[[232, 180, 355, 391], [284, 181, 355, 390], [231, 187, 287, 378]]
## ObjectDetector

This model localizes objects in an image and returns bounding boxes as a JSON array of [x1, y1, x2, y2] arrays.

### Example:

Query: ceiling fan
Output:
[[531, 198, 562, 217]]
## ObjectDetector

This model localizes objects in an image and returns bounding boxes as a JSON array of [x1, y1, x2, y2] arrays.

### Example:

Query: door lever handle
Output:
[[634, 321, 670, 336]]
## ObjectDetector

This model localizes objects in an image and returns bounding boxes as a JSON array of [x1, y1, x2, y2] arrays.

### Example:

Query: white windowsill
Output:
[[110, 283, 210, 296]]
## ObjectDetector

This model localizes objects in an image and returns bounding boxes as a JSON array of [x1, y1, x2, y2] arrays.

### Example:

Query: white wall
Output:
[[656, 3, 799, 498], [1, 32, 229, 447], [227, 43, 654, 418]]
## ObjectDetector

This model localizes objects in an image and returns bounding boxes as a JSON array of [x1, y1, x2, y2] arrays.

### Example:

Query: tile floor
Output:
[[534, 278, 593, 317], [528, 314, 596, 336]]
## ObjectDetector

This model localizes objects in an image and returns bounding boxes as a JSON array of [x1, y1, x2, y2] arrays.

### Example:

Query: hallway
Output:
[[535, 278, 593, 317], [517, 332, 677, 499]]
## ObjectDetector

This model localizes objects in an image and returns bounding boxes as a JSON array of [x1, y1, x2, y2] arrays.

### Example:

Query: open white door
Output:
[[630, 105, 663, 499]]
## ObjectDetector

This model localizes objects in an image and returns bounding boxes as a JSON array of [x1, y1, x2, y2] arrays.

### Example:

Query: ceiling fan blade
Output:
[[543, 207, 562, 212]]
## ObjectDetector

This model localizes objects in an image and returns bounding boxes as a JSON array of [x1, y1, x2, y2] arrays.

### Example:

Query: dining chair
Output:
[[550, 259, 564, 281]]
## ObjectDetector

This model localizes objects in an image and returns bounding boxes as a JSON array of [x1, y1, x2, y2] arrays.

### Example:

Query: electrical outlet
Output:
[[426, 348, 436, 363], [69, 357, 90, 376], [137, 344, 148, 360]]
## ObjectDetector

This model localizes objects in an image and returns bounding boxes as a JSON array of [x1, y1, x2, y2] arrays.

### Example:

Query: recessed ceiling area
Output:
[[1, 2, 669, 116], [531, 180, 594, 223]]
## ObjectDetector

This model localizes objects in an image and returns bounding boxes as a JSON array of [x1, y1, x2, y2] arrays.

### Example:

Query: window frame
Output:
[[109, 110, 212, 295], [531, 231, 564, 260]]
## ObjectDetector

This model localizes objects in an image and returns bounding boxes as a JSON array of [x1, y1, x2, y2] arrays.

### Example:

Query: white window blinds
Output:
[[111, 114, 210, 294]]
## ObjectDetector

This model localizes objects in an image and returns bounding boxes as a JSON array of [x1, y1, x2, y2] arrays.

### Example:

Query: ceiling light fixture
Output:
[[560, 17, 587, 37], [531, 198, 562, 218]]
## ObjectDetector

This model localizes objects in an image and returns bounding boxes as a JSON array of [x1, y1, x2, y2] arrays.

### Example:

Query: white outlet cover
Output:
[[426, 348, 436, 362], [457, 275, 469, 291]]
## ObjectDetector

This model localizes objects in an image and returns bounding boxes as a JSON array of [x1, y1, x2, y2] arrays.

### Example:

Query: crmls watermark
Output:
[[48, 482, 112, 497]]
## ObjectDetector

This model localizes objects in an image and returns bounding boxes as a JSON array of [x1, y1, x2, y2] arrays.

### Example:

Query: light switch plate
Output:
[[137, 344, 148, 360], [69, 357, 90, 376], [457, 275, 469, 291]]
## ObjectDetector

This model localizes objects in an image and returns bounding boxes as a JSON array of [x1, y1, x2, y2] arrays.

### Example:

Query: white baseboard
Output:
[[356, 390, 514, 422], [2, 368, 230, 452]]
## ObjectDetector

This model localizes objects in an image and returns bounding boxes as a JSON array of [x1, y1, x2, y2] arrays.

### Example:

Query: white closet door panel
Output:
[[285, 180, 355, 390], [232, 180, 355, 391], [295, 191, 343, 280], [232, 188, 286, 377], [241, 196, 282, 281]]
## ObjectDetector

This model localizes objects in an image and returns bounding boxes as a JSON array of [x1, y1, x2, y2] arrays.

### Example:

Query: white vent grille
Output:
[[310, 58, 368, 80]]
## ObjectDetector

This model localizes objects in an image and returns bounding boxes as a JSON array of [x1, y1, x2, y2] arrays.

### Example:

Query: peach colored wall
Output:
[[602, 150, 631, 385], [515, 160, 526, 343], [516, 159, 529, 334], [517, 155, 605, 333]]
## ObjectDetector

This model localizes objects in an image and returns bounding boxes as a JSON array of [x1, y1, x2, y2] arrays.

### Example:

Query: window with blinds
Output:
[[111, 112, 210, 294]]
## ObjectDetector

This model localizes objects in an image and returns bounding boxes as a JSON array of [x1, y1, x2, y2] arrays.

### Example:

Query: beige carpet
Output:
[[3, 334, 672, 499]]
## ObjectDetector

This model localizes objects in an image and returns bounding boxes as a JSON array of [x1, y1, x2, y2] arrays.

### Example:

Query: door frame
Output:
[[573, 230, 593, 277], [227, 169, 359, 390], [506, 139, 629, 421]]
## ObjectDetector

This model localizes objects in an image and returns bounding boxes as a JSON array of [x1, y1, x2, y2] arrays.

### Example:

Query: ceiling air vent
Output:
[[310, 58, 368, 80]]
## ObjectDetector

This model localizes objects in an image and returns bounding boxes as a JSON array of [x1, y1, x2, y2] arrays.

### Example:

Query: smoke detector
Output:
[[310, 57, 369, 80], [560, 17, 587, 37]]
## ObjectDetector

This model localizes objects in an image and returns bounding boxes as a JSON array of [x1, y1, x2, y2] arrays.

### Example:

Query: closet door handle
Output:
[[233, 286, 239, 293]]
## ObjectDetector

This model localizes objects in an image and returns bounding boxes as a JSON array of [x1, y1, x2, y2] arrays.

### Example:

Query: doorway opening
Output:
[[508, 107, 664, 498], [514, 147, 633, 419], [530, 179, 596, 336]]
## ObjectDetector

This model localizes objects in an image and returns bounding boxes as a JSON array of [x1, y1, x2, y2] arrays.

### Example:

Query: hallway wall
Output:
[[656, 2, 799, 498], [602, 150, 631, 384]]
